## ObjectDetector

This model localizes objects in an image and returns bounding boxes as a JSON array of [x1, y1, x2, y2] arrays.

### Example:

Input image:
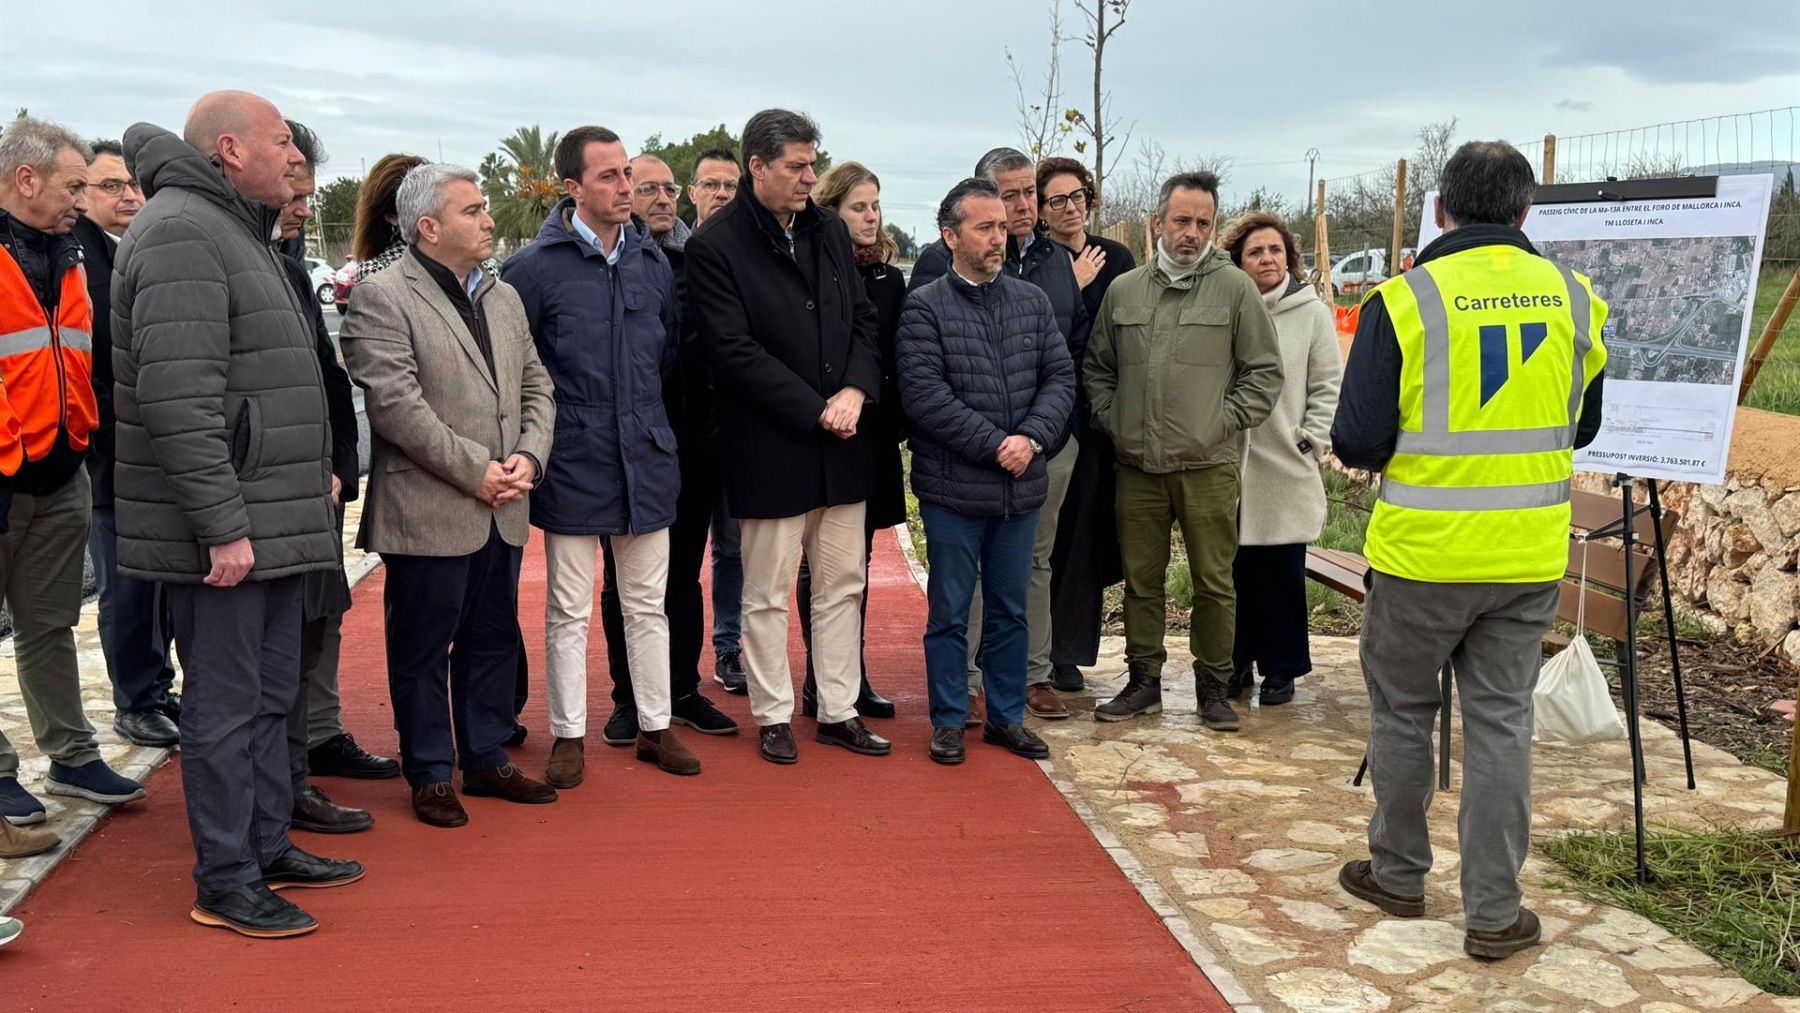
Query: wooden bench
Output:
[[1304, 487, 1677, 654], [1306, 486, 1680, 787]]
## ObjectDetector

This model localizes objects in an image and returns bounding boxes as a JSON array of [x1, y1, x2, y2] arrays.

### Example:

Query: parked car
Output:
[[304, 257, 336, 307], [332, 258, 357, 316], [1329, 247, 1415, 298]]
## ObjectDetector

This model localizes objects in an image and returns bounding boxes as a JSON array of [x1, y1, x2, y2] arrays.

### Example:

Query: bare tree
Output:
[[1065, 0, 1134, 223], [1006, 0, 1068, 158]]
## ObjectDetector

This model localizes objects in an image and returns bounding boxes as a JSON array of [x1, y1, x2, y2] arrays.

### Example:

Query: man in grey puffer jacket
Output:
[[114, 91, 359, 940]]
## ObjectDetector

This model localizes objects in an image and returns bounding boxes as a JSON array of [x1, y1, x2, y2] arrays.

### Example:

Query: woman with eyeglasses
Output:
[[1032, 157, 1136, 692], [790, 160, 903, 720]]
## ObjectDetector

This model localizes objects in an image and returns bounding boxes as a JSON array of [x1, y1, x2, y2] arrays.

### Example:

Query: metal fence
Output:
[[1316, 107, 1800, 288]]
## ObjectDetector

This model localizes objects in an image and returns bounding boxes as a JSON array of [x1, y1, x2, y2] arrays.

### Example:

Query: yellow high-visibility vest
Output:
[[1364, 243, 1609, 583]]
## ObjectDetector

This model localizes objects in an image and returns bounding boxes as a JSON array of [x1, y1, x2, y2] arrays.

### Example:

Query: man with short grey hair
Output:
[[1331, 140, 1608, 960], [1086, 170, 1283, 731], [115, 91, 359, 938], [910, 147, 1090, 721], [343, 161, 558, 826], [0, 113, 142, 857]]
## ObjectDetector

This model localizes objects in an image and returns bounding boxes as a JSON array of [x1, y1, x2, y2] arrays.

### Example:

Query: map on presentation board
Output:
[[1417, 173, 1773, 486]]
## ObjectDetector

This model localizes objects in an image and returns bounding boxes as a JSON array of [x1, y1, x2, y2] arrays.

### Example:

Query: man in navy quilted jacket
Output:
[[897, 178, 1074, 765]]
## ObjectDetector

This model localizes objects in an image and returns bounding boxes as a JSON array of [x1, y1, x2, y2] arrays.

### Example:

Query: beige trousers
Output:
[[544, 530, 671, 736], [739, 503, 867, 726]]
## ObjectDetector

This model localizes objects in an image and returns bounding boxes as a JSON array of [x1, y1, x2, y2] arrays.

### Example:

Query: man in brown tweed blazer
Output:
[[341, 163, 556, 829]]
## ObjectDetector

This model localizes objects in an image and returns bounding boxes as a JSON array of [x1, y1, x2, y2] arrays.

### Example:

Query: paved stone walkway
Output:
[[1038, 633, 1797, 1012], [0, 502, 376, 914]]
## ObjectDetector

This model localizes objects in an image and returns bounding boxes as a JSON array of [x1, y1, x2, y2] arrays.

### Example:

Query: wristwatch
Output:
[[1027, 437, 1044, 455]]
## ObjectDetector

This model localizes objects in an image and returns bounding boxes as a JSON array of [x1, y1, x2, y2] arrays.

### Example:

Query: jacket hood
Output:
[[659, 215, 692, 253], [124, 123, 277, 238], [1268, 275, 1321, 316]]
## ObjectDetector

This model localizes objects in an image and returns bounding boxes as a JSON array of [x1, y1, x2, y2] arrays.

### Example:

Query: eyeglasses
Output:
[[694, 179, 739, 194], [1043, 188, 1091, 212], [93, 178, 142, 196], [634, 182, 681, 198]]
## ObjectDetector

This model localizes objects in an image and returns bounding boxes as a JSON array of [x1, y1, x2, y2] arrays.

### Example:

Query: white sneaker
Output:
[[0, 916, 22, 947]]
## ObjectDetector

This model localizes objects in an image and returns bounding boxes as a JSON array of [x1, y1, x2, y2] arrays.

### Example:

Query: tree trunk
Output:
[[1090, 0, 1106, 229]]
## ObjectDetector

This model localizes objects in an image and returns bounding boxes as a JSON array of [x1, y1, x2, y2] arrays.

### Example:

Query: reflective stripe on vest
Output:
[[0, 244, 97, 461], [1363, 243, 1609, 583], [1379, 264, 1593, 512]]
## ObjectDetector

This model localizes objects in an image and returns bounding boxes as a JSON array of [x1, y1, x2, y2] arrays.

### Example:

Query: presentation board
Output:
[[1417, 173, 1774, 485]]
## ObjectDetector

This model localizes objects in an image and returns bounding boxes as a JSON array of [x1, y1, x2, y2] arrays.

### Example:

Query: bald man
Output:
[[114, 90, 362, 939]]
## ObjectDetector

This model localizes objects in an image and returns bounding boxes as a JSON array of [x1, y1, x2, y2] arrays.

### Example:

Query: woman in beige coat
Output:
[[1221, 212, 1342, 705]]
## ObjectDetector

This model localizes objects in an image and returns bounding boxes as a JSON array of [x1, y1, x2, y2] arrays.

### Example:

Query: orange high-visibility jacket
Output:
[[0, 242, 98, 472]]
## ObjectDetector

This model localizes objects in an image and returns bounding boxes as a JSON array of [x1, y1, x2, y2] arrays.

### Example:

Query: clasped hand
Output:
[[479, 454, 537, 507], [819, 386, 866, 439]]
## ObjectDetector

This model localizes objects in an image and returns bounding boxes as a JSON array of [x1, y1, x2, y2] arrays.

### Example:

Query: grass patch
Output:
[[1543, 827, 1800, 996], [1306, 469, 1374, 633], [1745, 745, 1790, 778], [1741, 270, 1800, 416]]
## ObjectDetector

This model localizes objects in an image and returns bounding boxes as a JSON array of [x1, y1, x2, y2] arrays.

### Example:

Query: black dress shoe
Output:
[[1227, 664, 1253, 700], [602, 706, 639, 746], [115, 708, 180, 748], [191, 882, 316, 938], [800, 674, 819, 718], [261, 844, 366, 891], [506, 722, 529, 747], [815, 717, 891, 756], [854, 676, 895, 719], [1050, 664, 1086, 693], [307, 734, 401, 780], [929, 727, 965, 765], [759, 723, 798, 764], [157, 692, 183, 724], [982, 722, 1050, 759], [291, 784, 373, 834], [1259, 679, 1296, 706], [670, 693, 739, 735]]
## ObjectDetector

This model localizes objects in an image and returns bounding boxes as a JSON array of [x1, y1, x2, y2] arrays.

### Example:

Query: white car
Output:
[[305, 257, 336, 306], [1330, 248, 1415, 297]]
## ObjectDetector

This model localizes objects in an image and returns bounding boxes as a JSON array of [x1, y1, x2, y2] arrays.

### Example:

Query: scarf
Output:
[[355, 238, 407, 284], [1262, 273, 1306, 311], [853, 242, 886, 267], [1156, 239, 1210, 285]]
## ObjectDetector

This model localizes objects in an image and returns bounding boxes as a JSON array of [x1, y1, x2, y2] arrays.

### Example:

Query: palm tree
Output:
[[487, 125, 561, 244]]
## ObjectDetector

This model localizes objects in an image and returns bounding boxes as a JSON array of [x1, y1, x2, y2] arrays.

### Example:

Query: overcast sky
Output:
[[9, 0, 1798, 241]]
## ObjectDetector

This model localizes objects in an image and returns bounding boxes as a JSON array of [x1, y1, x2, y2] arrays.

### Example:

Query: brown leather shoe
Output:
[[411, 782, 469, 828], [462, 764, 558, 804], [1026, 684, 1071, 720], [1465, 908, 1542, 960], [545, 736, 584, 788], [1338, 859, 1424, 917], [964, 694, 984, 729], [0, 818, 59, 858], [760, 723, 798, 764], [636, 728, 701, 776]]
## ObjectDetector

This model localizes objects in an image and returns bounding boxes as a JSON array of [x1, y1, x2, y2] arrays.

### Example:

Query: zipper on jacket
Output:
[[986, 286, 1016, 516]]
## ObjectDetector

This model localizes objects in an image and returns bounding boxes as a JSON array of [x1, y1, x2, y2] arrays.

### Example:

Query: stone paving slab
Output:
[[0, 502, 376, 914], [1034, 633, 1797, 1012]]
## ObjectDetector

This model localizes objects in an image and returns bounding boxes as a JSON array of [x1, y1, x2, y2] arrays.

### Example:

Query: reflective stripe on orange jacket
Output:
[[0, 243, 98, 464]]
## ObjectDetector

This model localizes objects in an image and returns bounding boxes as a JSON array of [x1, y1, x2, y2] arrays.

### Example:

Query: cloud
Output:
[[1539, 17, 1797, 85], [1554, 100, 1597, 114]]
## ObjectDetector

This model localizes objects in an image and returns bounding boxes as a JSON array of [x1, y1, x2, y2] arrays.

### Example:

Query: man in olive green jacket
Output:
[[1085, 171, 1282, 731]]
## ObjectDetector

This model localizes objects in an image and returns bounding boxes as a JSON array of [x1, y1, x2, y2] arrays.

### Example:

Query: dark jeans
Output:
[[166, 575, 303, 891], [382, 523, 522, 788], [920, 504, 1037, 729], [710, 493, 743, 656], [1231, 542, 1312, 682], [89, 504, 177, 713], [796, 526, 877, 683], [601, 447, 716, 708]]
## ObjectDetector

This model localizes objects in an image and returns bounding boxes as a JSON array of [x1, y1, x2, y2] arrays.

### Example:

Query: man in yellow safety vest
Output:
[[1330, 140, 1609, 961]]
